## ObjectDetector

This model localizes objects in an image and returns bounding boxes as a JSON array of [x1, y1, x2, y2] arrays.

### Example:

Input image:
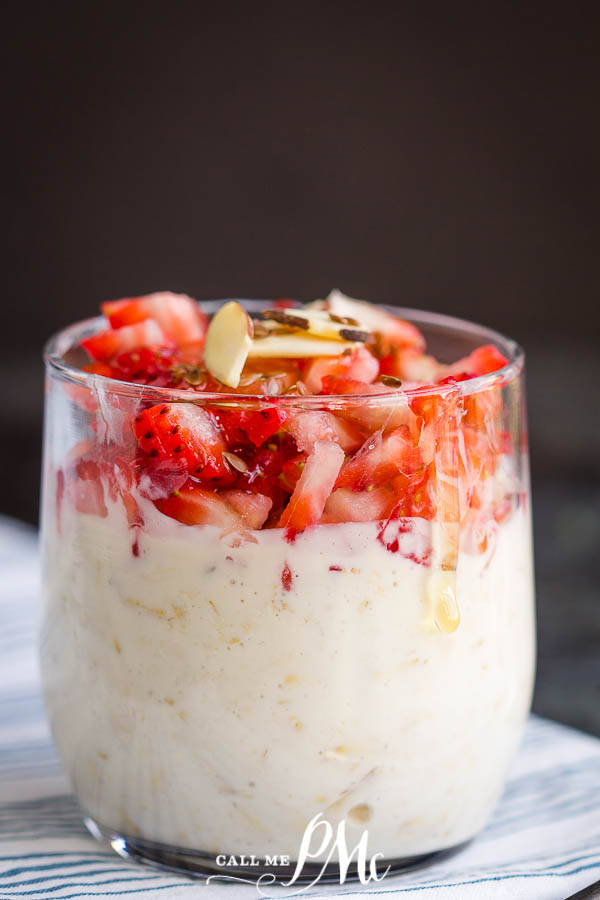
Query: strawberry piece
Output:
[[156, 482, 241, 527], [390, 466, 436, 519], [438, 344, 508, 380], [81, 319, 171, 361], [239, 408, 287, 446], [303, 346, 379, 394], [320, 375, 420, 435], [335, 427, 422, 491], [133, 403, 228, 479], [273, 298, 300, 309], [279, 453, 306, 492], [279, 441, 344, 531], [102, 292, 208, 346], [221, 490, 272, 528], [110, 347, 177, 385], [321, 485, 396, 523], [380, 348, 440, 384], [70, 458, 108, 517], [286, 411, 365, 454]]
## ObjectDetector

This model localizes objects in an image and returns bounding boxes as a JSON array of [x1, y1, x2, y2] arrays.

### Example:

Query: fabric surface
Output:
[[1, 514, 599, 900]]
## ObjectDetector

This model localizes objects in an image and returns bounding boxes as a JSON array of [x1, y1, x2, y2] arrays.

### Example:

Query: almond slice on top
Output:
[[204, 301, 254, 388], [258, 307, 372, 343], [248, 332, 363, 359]]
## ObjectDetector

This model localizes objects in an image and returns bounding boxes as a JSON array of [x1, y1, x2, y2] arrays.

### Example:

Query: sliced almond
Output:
[[322, 289, 393, 334], [248, 333, 362, 359], [258, 306, 372, 343], [204, 301, 253, 388]]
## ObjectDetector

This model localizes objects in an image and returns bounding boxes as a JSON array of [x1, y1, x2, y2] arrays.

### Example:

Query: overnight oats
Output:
[[40, 290, 535, 880]]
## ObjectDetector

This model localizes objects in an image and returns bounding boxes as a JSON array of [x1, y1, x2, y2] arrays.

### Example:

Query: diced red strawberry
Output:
[[377, 316, 425, 354], [321, 485, 396, 523], [102, 293, 208, 346], [302, 346, 379, 394], [321, 375, 420, 435], [273, 298, 300, 309], [69, 458, 108, 517], [110, 347, 177, 386], [279, 453, 306, 492], [390, 465, 436, 519], [438, 344, 508, 380], [335, 427, 422, 491], [82, 319, 171, 361], [286, 410, 365, 453], [156, 482, 241, 527], [133, 403, 228, 479], [279, 441, 345, 531], [239, 407, 287, 446], [222, 490, 272, 528], [380, 348, 440, 383]]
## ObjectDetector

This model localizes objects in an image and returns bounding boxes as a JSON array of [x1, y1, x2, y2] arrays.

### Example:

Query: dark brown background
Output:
[[1, 2, 599, 732]]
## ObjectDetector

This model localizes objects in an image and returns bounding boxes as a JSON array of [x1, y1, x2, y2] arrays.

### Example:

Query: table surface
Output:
[[1, 515, 600, 900]]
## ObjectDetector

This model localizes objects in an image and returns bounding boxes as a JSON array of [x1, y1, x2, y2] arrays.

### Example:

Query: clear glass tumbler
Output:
[[40, 303, 535, 882]]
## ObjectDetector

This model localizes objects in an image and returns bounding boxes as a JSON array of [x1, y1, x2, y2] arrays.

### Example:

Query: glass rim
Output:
[[43, 301, 525, 406]]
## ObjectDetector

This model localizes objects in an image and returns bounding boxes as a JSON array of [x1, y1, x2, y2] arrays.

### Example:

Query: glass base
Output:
[[84, 816, 470, 884]]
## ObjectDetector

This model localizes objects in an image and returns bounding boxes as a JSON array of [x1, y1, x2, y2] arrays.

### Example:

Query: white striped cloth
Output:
[[1, 514, 599, 900]]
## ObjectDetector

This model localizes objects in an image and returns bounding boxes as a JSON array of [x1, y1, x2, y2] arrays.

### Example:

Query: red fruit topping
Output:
[[279, 440, 345, 532], [273, 298, 299, 309], [221, 490, 272, 529], [102, 293, 208, 346], [286, 411, 364, 454], [335, 428, 422, 491], [110, 347, 176, 385], [321, 485, 397, 523], [133, 403, 228, 479], [156, 482, 241, 527], [303, 345, 379, 394], [279, 454, 307, 492], [439, 344, 508, 380], [82, 319, 171, 361], [239, 408, 287, 447], [70, 458, 108, 517]]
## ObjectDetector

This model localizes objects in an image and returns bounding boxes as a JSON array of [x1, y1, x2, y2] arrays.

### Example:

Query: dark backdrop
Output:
[[2, 2, 599, 732]]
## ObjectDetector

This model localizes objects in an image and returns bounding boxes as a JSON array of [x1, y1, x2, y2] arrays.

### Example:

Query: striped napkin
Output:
[[1, 514, 599, 900]]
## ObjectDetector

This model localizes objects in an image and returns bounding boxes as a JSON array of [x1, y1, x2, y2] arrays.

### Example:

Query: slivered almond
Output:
[[204, 301, 253, 388], [223, 451, 248, 473], [248, 333, 362, 358], [259, 306, 372, 343]]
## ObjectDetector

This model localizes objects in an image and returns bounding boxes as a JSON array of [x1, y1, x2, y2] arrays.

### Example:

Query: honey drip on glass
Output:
[[427, 388, 461, 634]]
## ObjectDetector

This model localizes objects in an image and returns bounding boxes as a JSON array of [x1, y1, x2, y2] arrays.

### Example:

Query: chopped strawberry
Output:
[[102, 293, 208, 346], [335, 427, 422, 491], [133, 403, 228, 479], [303, 346, 379, 394], [156, 482, 241, 527], [82, 319, 171, 361], [321, 485, 396, 523], [222, 490, 272, 528], [110, 347, 177, 385], [69, 458, 108, 517], [273, 298, 300, 309], [239, 407, 287, 446], [279, 441, 345, 532], [390, 466, 436, 519], [286, 410, 365, 454], [279, 453, 306, 491], [321, 375, 420, 435], [379, 348, 440, 383], [438, 344, 508, 381]]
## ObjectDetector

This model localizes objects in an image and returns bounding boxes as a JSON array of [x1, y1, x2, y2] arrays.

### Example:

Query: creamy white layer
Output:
[[41, 498, 535, 861]]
